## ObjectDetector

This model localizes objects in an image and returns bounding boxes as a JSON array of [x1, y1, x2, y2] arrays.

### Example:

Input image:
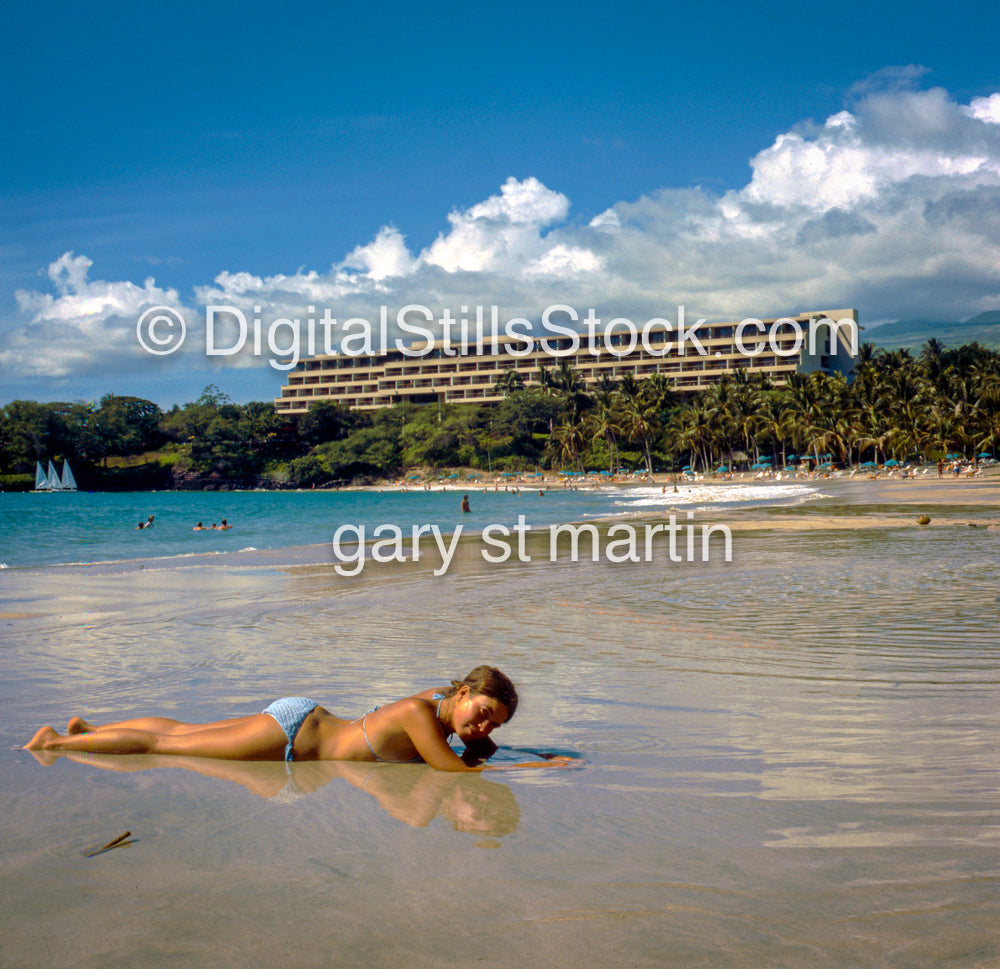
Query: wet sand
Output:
[[2, 478, 998, 968]]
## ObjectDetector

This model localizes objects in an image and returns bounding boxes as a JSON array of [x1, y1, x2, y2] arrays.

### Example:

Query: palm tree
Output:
[[753, 391, 794, 467], [535, 363, 556, 395], [618, 373, 641, 405], [546, 418, 586, 472], [493, 368, 525, 397], [552, 360, 592, 425], [728, 370, 762, 466], [918, 337, 949, 395], [594, 373, 619, 401], [704, 376, 737, 468], [781, 372, 829, 464], [584, 400, 623, 472], [622, 395, 660, 473], [670, 396, 715, 472]]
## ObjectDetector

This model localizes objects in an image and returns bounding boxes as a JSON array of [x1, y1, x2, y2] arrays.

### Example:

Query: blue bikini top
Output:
[[359, 693, 448, 763]]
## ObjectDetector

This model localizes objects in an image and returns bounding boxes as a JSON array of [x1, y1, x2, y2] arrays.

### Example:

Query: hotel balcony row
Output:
[[273, 309, 858, 414]]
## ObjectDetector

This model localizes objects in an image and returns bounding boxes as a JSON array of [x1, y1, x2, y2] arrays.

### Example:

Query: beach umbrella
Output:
[[407, 474, 421, 479], [978, 452, 992, 458], [716, 465, 729, 472], [884, 459, 900, 466], [860, 461, 877, 468], [759, 456, 772, 463]]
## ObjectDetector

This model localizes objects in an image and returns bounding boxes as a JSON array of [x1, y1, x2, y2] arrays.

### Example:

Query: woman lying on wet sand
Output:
[[26, 666, 572, 772]]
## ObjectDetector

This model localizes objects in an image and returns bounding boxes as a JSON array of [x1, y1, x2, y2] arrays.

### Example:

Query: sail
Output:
[[48, 461, 63, 491], [60, 461, 78, 491], [35, 461, 51, 490]]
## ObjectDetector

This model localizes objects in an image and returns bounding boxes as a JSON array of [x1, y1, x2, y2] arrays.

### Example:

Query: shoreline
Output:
[[356, 465, 1000, 504], [1, 475, 996, 581]]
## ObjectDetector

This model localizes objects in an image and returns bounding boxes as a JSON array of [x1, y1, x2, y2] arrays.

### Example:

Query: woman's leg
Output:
[[67, 714, 259, 736], [27, 714, 289, 760]]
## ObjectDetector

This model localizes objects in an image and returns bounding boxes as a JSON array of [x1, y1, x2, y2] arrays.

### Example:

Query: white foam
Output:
[[613, 483, 820, 508]]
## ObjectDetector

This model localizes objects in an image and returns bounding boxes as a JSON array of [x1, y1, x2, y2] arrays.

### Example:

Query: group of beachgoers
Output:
[[135, 515, 233, 531], [192, 519, 232, 530], [25, 666, 573, 773]]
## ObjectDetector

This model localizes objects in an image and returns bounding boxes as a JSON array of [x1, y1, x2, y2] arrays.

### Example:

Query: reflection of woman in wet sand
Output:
[[37, 751, 522, 835], [26, 666, 571, 773]]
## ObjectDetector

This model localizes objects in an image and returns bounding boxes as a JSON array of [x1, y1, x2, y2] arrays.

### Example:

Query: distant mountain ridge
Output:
[[864, 311, 1000, 350]]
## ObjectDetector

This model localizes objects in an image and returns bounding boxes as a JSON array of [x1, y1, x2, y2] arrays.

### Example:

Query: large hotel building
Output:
[[274, 308, 859, 414]]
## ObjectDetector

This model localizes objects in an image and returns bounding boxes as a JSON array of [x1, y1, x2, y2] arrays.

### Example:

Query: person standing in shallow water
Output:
[[25, 666, 575, 773], [461, 494, 470, 513]]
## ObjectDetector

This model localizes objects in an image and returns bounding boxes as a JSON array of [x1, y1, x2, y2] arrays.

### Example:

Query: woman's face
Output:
[[451, 687, 509, 742]]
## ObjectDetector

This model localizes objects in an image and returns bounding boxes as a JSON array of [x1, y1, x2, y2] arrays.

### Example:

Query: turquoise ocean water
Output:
[[0, 481, 820, 569]]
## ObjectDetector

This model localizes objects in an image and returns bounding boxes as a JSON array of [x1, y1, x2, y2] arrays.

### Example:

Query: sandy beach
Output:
[[2, 476, 998, 968]]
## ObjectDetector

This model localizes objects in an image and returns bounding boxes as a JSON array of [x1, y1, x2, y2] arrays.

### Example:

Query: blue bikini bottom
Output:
[[262, 697, 318, 761]]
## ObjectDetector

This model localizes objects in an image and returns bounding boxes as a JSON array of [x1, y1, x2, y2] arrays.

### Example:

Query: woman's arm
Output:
[[401, 700, 483, 772], [400, 701, 578, 772], [484, 754, 580, 771]]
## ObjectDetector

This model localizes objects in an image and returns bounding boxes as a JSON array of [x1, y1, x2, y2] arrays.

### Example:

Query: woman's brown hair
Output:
[[446, 666, 518, 721]]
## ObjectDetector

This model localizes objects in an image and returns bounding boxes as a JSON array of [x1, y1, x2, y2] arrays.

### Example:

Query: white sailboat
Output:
[[33, 460, 78, 492], [60, 461, 78, 490]]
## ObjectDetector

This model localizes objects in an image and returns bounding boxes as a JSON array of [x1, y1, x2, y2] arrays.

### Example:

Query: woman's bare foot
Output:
[[25, 726, 61, 750], [67, 717, 96, 735]]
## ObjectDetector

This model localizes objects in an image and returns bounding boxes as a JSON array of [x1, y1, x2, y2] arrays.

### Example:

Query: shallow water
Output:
[[1, 489, 998, 968], [0, 481, 820, 569]]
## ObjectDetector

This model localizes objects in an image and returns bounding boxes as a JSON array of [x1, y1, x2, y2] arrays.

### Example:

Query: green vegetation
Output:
[[2, 340, 998, 490]]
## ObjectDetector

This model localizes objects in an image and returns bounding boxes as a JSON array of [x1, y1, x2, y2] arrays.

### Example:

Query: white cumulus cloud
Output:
[[421, 176, 571, 273], [5, 253, 191, 378], [5, 70, 1000, 391]]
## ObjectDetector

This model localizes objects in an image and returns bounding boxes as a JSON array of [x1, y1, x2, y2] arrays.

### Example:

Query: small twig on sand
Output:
[[84, 831, 133, 857]]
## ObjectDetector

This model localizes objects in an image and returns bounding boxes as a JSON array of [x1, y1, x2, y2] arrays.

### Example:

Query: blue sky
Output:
[[2, 0, 999, 407]]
